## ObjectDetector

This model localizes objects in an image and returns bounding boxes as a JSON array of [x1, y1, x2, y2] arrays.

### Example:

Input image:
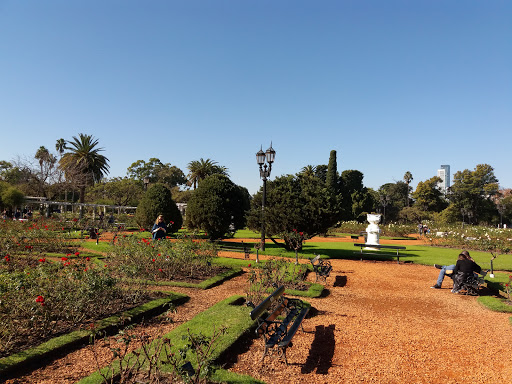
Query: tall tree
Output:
[[412, 176, 447, 212], [326, 150, 338, 192], [186, 158, 228, 189], [55, 138, 67, 157], [127, 158, 186, 189], [339, 170, 365, 220], [86, 177, 144, 206], [246, 173, 338, 249], [403, 171, 413, 206], [315, 164, 328, 183], [378, 181, 409, 222], [59, 133, 110, 203], [34, 146, 57, 197], [449, 164, 499, 223]]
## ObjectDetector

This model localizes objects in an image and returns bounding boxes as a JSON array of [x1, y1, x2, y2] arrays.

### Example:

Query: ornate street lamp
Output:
[[497, 202, 505, 228], [461, 207, 467, 229], [380, 195, 390, 225], [256, 143, 276, 251]]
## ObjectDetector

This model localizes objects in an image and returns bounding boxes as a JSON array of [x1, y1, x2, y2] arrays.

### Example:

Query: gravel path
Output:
[[227, 259, 512, 384], [5, 256, 512, 384]]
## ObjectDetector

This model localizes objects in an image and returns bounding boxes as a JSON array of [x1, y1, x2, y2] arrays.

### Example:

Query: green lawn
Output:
[[244, 240, 512, 272]]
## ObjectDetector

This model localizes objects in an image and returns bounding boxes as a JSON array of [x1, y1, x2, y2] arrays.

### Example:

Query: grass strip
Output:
[[77, 295, 264, 384], [477, 296, 512, 314], [0, 292, 188, 377]]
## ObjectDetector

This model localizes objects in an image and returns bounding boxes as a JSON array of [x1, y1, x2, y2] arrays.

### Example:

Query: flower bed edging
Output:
[[125, 267, 243, 289], [77, 295, 264, 384], [0, 292, 188, 379]]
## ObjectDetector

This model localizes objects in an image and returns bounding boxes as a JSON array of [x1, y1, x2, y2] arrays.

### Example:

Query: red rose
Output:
[[248, 264, 252, 267], [61, 257, 68, 261], [35, 295, 44, 303], [86, 257, 90, 261], [75, 252, 80, 256]]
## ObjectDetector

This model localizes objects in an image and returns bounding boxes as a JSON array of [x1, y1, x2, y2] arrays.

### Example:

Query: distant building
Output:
[[437, 165, 450, 193]]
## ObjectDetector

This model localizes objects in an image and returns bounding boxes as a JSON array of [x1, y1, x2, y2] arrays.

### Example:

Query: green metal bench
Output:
[[249, 285, 309, 365]]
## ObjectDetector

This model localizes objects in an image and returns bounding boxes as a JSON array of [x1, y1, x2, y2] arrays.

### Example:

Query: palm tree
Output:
[[35, 146, 50, 176], [300, 165, 316, 178], [55, 138, 67, 157], [187, 158, 228, 189], [59, 133, 110, 203], [35, 146, 56, 196], [55, 138, 68, 201], [404, 171, 413, 207]]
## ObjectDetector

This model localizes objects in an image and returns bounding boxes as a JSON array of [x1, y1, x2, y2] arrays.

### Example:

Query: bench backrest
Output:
[[310, 255, 321, 264], [250, 285, 285, 321]]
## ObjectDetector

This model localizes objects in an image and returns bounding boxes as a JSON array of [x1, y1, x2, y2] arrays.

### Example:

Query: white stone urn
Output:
[[365, 213, 382, 246]]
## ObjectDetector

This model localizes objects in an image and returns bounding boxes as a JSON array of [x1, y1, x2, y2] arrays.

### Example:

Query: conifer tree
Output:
[[326, 150, 338, 192]]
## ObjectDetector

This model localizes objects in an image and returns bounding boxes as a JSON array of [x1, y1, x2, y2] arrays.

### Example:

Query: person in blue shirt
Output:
[[151, 215, 167, 240]]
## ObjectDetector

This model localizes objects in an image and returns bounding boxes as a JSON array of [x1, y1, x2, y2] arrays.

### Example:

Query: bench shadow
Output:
[[216, 330, 256, 369], [301, 324, 336, 374], [333, 275, 347, 287]]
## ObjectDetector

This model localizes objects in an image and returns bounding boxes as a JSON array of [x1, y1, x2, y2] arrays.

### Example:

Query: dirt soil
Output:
[[5, 238, 512, 384]]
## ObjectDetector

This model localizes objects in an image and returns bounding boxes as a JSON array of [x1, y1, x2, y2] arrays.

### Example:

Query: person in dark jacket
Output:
[[451, 252, 481, 293], [151, 215, 167, 240]]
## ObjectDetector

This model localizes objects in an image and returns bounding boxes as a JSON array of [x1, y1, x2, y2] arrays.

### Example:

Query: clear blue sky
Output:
[[1, 1, 510, 195]]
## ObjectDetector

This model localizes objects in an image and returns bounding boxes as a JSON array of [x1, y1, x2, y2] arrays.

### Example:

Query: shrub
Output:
[[186, 174, 250, 239], [135, 184, 183, 232], [106, 235, 218, 281], [0, 255, 149, 357], [246, 258, 308, 305]]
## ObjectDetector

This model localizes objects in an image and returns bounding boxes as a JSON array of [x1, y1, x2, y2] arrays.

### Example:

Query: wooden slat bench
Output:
[[309, 254, 332, 283], [249, 285, 309, 365], [354, 243, 407, 263], [217, 243, 250, 259]]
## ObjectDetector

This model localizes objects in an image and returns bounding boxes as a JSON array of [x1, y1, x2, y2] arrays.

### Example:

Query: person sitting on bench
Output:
[[451, 252, 481, 294], [430, 250, 474, 289]]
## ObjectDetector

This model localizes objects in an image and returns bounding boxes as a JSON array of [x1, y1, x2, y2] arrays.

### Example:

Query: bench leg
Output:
[[278, 346, 289, 366], [260, 345, 269, 363]]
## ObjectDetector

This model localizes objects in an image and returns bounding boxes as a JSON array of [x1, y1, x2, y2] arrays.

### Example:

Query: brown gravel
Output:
[[5, 251, 512, 384]]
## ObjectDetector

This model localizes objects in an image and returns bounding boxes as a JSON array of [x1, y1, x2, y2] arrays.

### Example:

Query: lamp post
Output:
[[380, 195, 390, 225], [497, 202, 505, 228], [143, 177, 150, 190], [256, 143, 276, 251]]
